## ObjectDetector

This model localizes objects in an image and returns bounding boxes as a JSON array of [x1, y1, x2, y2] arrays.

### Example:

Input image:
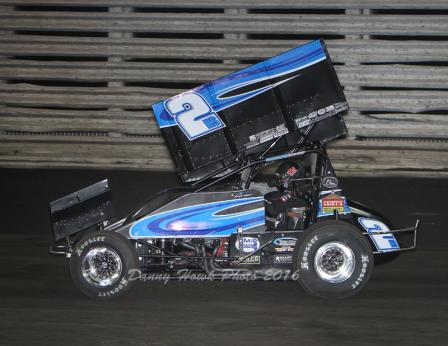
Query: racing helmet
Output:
[[272, 161, 303, 191]]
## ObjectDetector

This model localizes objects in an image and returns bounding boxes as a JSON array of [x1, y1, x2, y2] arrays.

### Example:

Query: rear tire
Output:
[[293, 220, 373, 298], [70, 231, 138, 300]]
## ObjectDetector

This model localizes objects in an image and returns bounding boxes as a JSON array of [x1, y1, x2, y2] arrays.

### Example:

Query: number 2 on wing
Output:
[[164, 92, 224, 140]]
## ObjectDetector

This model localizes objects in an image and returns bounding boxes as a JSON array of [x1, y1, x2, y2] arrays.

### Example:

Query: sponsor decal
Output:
[[317, 192, 350, 217], [358, 217, 400, 252], [296, 101, 349, 129], [273, 254, 293, 264], [321, 193, 344, 213], [273, 237, 297, 252], [322, 176, 338, 189], [240, 255, 261, 265], [235, 237, 260, 253], [273, 237, 297, 246], [246, 124, 289, 149], [275, 246, 294, 252]]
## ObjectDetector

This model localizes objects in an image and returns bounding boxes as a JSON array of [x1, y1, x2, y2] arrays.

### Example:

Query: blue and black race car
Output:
[[49, 40, 418, 299]]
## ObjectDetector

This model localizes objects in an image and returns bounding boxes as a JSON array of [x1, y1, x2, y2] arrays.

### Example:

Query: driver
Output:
[[265, 161, 307, 227]]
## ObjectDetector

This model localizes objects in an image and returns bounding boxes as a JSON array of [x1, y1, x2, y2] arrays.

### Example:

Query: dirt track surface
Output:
[[0, 169, 447, 346]]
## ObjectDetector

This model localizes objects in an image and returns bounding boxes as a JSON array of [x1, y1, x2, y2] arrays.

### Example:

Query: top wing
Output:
[[152, 39, 348, 182]]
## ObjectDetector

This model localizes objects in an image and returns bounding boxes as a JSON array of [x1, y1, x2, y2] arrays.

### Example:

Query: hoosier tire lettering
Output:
[[70, 231, 138, 300], [352, 254, 370, 289], [97, 278, 129, 298], [301, 235, 319, 270], [293, 220, 374, 299], [75, 236, 105, 257]]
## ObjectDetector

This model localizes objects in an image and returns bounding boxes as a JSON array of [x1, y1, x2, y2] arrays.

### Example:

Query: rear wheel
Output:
[[70, 231, 138, 299], [293, 220, 373, 298]]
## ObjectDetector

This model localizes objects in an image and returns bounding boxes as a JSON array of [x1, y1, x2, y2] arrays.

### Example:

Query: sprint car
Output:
[[49, 40, 418, 299]]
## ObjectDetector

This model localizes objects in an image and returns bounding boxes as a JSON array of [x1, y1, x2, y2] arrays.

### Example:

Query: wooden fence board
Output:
[[1, 60, 447, 89], [1, 37, 447, 64], [1, 139, 446, 176], [2, 113, 447, 139], [1, 13, 447, 36], [0, 1, 447, 176], [1, 85, 447, 113], [1, 0, 448, 10], [2, 104, 448, 138]]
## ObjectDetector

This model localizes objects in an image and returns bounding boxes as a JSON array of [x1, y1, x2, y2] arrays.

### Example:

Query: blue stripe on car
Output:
[[129, 197, 265, 238]]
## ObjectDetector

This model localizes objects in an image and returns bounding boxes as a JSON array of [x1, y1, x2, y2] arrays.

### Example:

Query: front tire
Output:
[[293, 220, 373, 298], [70, 231, 138, 299]]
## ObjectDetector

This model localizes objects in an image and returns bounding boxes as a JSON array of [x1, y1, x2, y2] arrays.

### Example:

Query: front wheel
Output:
[[293, 220, 373, 298], [70, 231, 138, 299]]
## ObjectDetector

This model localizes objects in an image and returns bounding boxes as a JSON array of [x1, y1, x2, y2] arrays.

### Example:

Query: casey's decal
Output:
[[321, 193, 345, 213]]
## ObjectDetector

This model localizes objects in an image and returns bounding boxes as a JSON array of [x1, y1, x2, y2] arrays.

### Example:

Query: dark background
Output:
[[0, 169, 447, 345], [1, 1, 447, 345]]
